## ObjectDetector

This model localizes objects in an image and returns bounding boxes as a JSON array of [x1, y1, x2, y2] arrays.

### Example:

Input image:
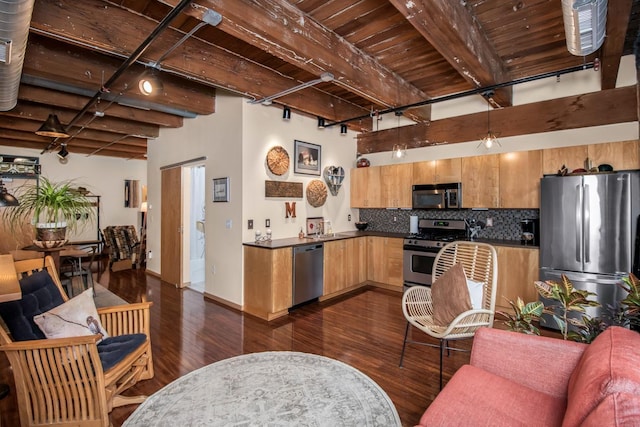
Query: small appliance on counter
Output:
[[520, 219, 539, 246]]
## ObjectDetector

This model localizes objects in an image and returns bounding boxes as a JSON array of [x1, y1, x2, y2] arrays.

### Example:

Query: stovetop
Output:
[[404, 219, 467, 248]]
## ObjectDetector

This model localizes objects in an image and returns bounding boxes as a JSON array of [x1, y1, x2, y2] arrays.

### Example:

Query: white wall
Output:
[[0, 146, 145, 245], [146, 93, 244, 305], [241, 102, 358, 243]]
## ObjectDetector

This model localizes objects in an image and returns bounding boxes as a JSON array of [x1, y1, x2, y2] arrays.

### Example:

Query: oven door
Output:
[[403, 247, 439, 287]]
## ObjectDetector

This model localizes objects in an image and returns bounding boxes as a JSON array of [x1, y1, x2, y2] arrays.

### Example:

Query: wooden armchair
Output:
[[0, 256, 154, 427]]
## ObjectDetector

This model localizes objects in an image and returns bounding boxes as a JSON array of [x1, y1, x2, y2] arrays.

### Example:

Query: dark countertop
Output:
[[243, 231, 537, 249]]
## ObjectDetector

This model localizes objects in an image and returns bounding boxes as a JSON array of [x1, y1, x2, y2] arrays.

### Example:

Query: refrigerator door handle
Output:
[[584, 184, 590, 263], [576, 184, 583, 263]]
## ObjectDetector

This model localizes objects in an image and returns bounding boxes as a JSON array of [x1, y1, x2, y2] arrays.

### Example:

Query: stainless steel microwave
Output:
[[412, 183, 462, 209]]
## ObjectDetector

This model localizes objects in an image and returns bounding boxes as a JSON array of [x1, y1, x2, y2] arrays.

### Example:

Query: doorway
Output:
[[186, 165, 206, 292]]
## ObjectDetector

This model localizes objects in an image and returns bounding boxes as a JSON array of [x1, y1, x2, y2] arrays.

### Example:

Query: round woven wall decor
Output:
[[266, 146, 290, 176], [306, 179, 327, 207]]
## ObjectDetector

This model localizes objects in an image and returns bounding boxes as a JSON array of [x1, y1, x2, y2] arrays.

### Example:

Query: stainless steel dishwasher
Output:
[[292, 243, 324, 306]]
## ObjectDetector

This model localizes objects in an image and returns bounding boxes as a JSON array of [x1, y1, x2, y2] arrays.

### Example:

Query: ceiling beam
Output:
[[30, 0, 372, 130], [18, 85, 184, 128], [357, 86, 637, 153], [388, 0, 513, 108], [0, 138, 146, 159], [22, 35, 215, 116], [3, 103, 160, 138], [161, 0, 432, 121], [600, 0, 633, 90]]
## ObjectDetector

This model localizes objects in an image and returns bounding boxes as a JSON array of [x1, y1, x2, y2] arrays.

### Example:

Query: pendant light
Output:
[[392, 111, 407, 159], [478, 91, 501, 150], [35, 114, 69, 138]]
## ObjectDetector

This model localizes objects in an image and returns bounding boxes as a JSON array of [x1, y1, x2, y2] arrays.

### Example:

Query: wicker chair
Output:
[[399, 241, 498, 389], [0, 255, 154, 427]]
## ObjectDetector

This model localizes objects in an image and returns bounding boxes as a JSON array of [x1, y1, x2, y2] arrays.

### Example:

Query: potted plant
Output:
[[2, 177, 94, 246]]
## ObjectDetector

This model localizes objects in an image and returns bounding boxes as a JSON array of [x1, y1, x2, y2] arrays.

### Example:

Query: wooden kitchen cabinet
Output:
[[367, 236, 403, 290], [243, 246, 292, 320], [461, 154, 499, 208], [323, 237, 367, 297], [542, 141, 640, 175], [413, 158, 461, 184], [499, 150, 542, 208], [350, 166, 382, 208], [588, 140, 640, 171], [495, 246, 539, 312], [381, 163, 412, 207]]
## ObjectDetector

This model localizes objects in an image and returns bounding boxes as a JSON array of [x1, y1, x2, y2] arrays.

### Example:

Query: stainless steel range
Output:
[[403, 219, 467, 288]]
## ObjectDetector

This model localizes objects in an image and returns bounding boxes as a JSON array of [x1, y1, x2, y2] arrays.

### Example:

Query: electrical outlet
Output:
[[148, 251, 153, 259], [393, 216, 397, 222], [248, 219, 253, 229], [265, 219, 270, 227], [348, 214, 351, 221], [486, 217, 493, 227]]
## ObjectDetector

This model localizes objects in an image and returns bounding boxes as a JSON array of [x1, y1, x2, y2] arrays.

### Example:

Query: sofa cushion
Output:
[[33, 288, 109, 343], [420, 364, 566, 427], [431, 263, 472, 325], [0, 270, 64, 341], [563, 326, 640, 427]]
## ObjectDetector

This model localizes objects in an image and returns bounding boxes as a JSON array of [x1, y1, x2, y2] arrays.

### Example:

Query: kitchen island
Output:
[[243, 232, 538, 320]]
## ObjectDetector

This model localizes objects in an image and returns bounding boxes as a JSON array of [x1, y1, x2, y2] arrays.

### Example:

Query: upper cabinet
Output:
[[461, 155, 499, 208], [412, 159, 461, 185], [351, 166, 382, 208], [542, 141, 640, 175], [351, 164, 412, 208], [381, 164, 412, 208], [499, 150, 542, 208]]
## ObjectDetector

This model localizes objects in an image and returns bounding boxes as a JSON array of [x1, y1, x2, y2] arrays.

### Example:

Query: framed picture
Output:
[[294, 140, 321, 176], [213, 177, 230, 202]]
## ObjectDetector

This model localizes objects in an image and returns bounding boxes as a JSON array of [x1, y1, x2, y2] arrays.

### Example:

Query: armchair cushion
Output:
[[0, 270, 64, 341], [563, 326, 640, 427], [97, 333, 147, 372], [431, 263, 472, 325], [420, 364, 566, 427], [33, 288, 109, 342]]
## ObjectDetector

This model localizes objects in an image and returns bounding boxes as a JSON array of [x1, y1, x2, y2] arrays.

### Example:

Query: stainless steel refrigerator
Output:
[[539, 171, 640, 328]]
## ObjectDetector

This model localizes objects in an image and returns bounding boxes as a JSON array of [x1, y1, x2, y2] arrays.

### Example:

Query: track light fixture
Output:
[[340, 124, 348, 135], [283, 106, 291, 121], [35, 114, 69, 138], [57, 143, 69, 159], [317, 117, 326, 129], [138, 68, 164, 96]]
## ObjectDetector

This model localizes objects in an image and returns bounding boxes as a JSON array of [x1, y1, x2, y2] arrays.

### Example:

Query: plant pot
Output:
[[36, 223, 67, 241]]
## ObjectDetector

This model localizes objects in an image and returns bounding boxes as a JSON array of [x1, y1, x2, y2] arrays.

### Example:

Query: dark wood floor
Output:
[[0, 259, 474, 427]]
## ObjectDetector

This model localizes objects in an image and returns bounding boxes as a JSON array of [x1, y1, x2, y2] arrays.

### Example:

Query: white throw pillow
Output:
[[466, 278, 485, 310], [34, 289, 109, 342]]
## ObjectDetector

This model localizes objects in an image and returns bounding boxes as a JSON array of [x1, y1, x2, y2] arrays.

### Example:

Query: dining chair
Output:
[[399, 241, 498, 389]]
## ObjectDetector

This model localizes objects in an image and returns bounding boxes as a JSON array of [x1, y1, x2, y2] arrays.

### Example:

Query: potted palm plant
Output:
[[2, 177, 94, 246]]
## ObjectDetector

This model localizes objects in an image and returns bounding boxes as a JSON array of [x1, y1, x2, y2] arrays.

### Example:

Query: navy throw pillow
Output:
[[0, 270, 65, 341]]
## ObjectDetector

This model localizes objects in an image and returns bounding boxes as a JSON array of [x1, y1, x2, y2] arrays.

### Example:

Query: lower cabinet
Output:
[[495, 246, 539, 312], [243, 246, 292, 320], [367, 236, 403, 290], [323, 237, 367, 296]]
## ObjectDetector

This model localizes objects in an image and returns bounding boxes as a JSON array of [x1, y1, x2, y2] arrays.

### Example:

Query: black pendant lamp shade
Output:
[[35, 114, 69, 138], [0, 182, 18, 207]]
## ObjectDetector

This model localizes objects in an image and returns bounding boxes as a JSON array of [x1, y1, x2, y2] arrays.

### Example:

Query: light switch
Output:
[[226, 219, 232, 229], [265, 219, 270, 227], [248, 219, 253, 229]]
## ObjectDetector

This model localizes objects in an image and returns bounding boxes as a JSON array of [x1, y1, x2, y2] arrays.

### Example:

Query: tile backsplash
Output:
[[359, 208, 539, 241]]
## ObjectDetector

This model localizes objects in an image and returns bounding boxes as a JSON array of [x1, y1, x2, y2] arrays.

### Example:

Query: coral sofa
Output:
[[418, 326, 640, 426]]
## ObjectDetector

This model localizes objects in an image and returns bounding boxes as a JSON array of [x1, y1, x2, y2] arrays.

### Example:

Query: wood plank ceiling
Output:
[[0, 0, 637, 159]]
